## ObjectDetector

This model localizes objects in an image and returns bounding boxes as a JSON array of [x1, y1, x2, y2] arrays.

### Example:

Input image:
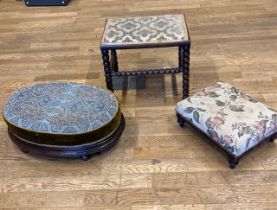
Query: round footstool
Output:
[[3, 82, 125, 160]]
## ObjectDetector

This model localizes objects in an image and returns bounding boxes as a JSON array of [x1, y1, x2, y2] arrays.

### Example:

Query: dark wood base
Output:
[[269, 133, 276, 142], [177, 112, 276, 169], [177, 117, 185, 128], [101, 43, 190, 99], [8, 114, 125, 160], [228, 157, 239, 169]]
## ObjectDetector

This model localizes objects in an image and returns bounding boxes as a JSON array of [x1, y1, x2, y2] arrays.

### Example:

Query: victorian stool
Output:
[[100, 14, 191, 98], [3, 82, 125, 160], [176, 82, 277, 169]]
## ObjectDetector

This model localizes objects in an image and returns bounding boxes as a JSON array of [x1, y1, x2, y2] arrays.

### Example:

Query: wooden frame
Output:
[[176, 112, 276, 169], [100, 42, 190, 99]]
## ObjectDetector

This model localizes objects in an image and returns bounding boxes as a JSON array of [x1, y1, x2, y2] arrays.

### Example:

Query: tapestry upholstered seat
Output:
[[3, 82, 125, 160], [176, 81, 277, 168], [100, 14, 191, 98]]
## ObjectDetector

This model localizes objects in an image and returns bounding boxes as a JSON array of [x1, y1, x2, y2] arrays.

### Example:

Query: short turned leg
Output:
[[177, 114, 185, 128], [269, 133, 276, 142], [228, 157, 239, 169], [81, 154, 92, 161]]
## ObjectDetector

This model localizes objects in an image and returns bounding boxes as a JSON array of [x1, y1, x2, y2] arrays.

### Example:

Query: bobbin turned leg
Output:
[[101, 49, 113, 91], [111, 49, 118, 73], [179, 44, 190, 99], [178, 46, 182, 70]]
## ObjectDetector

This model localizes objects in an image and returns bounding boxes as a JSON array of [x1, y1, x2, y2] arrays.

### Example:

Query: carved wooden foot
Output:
[[21, 149, 29, 154], [228, 157, 239, 169], [95, 151, 102, 155], [81, 155, 92, 161]]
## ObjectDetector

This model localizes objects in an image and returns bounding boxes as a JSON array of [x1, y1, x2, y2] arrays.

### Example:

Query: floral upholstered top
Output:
[[176, 82, 277, 157]]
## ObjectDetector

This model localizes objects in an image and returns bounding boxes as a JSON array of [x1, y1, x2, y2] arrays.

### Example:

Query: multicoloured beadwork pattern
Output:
[[101, 15, 189, 46], [3, 82, 118, 134]]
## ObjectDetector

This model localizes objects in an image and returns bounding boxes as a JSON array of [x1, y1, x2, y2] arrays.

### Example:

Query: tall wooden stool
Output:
[[100, 14, 191, 98]]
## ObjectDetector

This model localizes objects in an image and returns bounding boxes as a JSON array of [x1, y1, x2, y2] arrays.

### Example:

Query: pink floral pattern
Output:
[[176, 82, 277, 157]]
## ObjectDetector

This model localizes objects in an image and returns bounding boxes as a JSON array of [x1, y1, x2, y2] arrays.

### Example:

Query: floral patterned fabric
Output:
[[176, 82, 277, 157]]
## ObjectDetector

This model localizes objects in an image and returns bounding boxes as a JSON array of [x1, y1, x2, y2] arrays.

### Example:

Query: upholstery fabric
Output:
[[176, 82, 277, 157], [3, 82, 118, 134], [101, 15, 189, 46]]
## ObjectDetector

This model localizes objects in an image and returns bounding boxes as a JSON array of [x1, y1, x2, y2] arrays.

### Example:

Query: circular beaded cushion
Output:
[[3, 82, 123, 146]]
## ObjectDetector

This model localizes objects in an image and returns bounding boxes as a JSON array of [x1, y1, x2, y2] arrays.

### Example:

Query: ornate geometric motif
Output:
[[3, 82, 118, 134], [101, 15, 189, 46]]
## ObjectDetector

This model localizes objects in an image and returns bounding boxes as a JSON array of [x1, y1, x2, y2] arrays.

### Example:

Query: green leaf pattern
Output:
[[216, 100, 225, 106], [184, 107, 194, 113], [193, 111, 200, 124]]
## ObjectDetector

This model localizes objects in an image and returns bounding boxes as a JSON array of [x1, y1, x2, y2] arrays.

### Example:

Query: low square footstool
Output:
[[100, 14, 191, 98], [176, 82, 277, 168]]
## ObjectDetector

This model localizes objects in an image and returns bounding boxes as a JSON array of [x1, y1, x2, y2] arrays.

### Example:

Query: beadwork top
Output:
[[3, 82, 118, 135], [101, 15, 189, 47]]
